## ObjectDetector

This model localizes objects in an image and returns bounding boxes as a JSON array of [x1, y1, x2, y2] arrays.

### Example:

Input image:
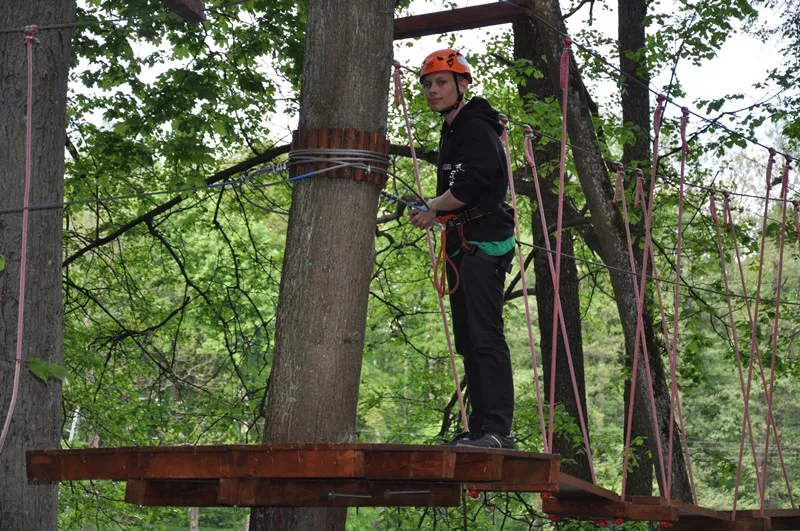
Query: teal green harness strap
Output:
[[451, 235, 516, 257]]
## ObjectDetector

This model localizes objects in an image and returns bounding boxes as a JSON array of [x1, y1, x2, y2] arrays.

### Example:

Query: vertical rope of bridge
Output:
[[0, 26, 37, 455], [547, 36, 571, 453], [723, 192, 796, 513], [621, 94, 668, 500], [392, 62, 469, 432], [709, 193, 764, 513], [665, 108, 691, 503], [732, 148, 775, 513], [522, 127, 596, 478], [758, 156, 796, 512], [500, 122, 547, 451]]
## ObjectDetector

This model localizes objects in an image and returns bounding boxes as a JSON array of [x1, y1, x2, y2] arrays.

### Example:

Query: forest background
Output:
[[0, 0, 799, 529]]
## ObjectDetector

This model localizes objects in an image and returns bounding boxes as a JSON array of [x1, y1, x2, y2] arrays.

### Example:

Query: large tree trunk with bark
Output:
[[0, 2, 75, 529], [512, 19, 592, 482], [528, 0, 692, 500], [248, 1, 393, 530], [618, 0, 656, 497]]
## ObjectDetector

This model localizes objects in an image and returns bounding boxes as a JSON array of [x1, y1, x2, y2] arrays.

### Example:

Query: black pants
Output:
[[446, 249, 514, 436]]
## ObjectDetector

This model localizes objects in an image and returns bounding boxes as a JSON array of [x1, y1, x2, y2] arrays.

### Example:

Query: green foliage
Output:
[[53, 0, 800, 528]]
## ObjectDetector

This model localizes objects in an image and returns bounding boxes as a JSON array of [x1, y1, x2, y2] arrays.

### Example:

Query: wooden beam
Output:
[[543, 496, 679, 522], [217, 478, 461, 507], [393, 1, 532, 41], [736, 509, 800, 531], [669, 516, 770, 531], [163, 0, 206, 22], [462, 449, 560, 492], [125, 479, 221, 506]]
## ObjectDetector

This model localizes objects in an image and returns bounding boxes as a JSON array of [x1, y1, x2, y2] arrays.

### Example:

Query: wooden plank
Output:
[[669, 516, 771, 531], [452, 450, 504, 482], [125, 479, 221, 506], [736, 510, 800, 531], [393, 1, 531, 41], [556, 473, 621, 501], [361, 446, 456, 480], [162, 0, 206, 22], [673, 500, 731, 520], [543, 497, 630, 520], [218, 479, 460, 507], [462, 449, 560, 492], [229, 446, 359, 479]]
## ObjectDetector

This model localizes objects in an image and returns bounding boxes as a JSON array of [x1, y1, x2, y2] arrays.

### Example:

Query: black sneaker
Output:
[[441, 431, 471, 446], [456, 432, 516, 449]]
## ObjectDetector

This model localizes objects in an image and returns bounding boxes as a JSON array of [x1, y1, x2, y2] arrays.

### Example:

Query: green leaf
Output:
[[0, 255, 4, 273], [27, 359, 68, 383]]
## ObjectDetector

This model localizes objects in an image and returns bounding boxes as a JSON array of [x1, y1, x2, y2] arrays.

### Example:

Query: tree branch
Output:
[[63, 143, 291, 268]]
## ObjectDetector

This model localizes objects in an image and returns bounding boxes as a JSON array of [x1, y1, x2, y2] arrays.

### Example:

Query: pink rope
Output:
[[392, 62, 468, 432], [722, 192, 795, 510], [758, 157, 796, 512], [521, 127, 595, 478], [724, 190, 794, 514], [545, 39, 595, 481], [733, 148, 774, 513], [621, 94, 670, 500], [547, 36, 568, 448], [709, 194, 764, 512], [0, 26, 37, 455], [501, 121, 547, 451], [665, 108, 689, 501]]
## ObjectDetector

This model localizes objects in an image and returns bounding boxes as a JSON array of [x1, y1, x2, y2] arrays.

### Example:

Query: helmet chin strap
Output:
[[438, 73, 465, 116]]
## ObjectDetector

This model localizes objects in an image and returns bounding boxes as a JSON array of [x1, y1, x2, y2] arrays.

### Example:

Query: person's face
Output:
[[422, 72, 466, 112]]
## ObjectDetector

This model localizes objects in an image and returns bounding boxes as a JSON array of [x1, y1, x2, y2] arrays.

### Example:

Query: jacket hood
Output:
[[449, 97, 504, 136]]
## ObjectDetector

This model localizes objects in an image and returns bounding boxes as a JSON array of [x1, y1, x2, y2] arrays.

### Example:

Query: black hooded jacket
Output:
[[435, 97, 515, 254]]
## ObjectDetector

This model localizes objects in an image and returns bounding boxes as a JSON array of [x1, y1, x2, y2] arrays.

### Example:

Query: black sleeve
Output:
[[447, 120, 503, 205]]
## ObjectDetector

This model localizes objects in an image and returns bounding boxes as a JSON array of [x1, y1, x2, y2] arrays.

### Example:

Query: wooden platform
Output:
[[27, 443, 559, 507], [26, 443, 799, 528]]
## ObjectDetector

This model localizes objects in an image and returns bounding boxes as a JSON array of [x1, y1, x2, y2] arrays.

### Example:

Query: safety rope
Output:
[[734, 148, 774, 512], [392, 61, 468, 432], [709, 193, 764, 508], [621, 94, 669, 500], [0, 26, 38, 455], [758, 156, 796, 513], [722, 190, 795, 515], [520, 126, 595, 477], [665, 107, 689, 502], [502, 123, 546, 451]]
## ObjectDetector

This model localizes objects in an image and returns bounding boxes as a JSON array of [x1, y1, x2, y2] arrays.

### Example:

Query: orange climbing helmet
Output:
[[420, 49, 473, 83]]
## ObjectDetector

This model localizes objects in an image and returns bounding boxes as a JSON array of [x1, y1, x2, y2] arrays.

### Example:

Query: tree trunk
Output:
[[248, 1, 393, 530], [528, 0, 692, 501], [618, 0, 655, 497], [512, 19, 592, 482], [0, 2, 75, 529]]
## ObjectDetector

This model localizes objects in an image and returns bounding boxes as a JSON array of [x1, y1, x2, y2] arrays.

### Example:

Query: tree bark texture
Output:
[[528, 0, 692, 500], [0, 2, 75, 529], [250, 1, 393, 530], [618, 0, 656, 497], [512, 19, 592, 482]]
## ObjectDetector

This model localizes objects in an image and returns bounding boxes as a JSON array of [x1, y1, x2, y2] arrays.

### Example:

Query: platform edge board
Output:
[[673, 501, 732, 520], [668, 516, 772, 531], [452, 452, 505, 482], [362, 447, 457, 480], [463, 481, 559, 493], [217, 478, 461, 507], [125, 479, 222, 506], [555, 473, 622, 502]]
